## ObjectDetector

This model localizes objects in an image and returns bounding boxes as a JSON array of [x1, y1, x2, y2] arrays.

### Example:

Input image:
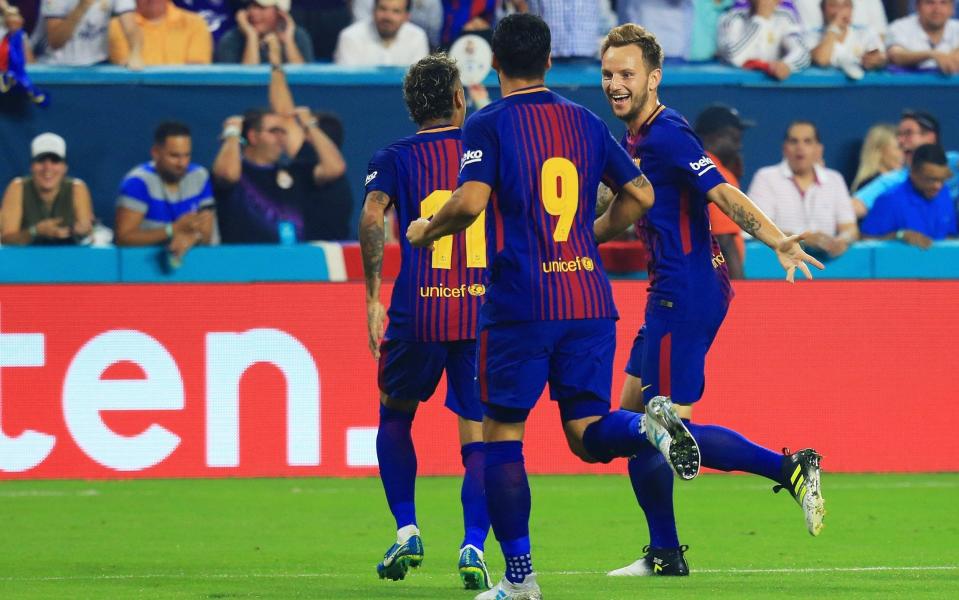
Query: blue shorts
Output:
[[625, 303, 727, 405], [378, 338, 482, 422], [477, 319, 616, 423]]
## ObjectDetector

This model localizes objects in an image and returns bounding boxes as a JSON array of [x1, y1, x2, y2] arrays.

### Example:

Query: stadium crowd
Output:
[[1, 0, 957, 270]]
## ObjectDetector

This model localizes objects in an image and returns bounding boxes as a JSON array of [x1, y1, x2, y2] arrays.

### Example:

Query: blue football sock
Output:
[[460, 441, 489, 551], [376, 404, 417, 530], [485, 441, 533, 583], [685, 421, 783, 482], [581, 410, 646, 463], [628, 442, 679, 549]]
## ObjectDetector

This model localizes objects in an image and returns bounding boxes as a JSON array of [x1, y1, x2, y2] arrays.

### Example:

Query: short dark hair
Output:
[[375, 0, 411, 11], [601, 23, 664, 73], [153, 121, 191, 146], [902, 109, 940, 140], [241, 108, 269, 141], [911, 143, 948, 170], [491, 14, 551, 80], [784, 120, 820, 143], [403, 53, 460, 126]]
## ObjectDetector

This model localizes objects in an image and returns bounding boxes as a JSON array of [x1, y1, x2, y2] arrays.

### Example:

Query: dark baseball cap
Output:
[[694, 104, 755, 136], [901, 109, 940, 138]]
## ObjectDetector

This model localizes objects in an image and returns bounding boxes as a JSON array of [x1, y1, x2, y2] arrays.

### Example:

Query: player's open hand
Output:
[[775, 232, 825, 283], [366, 301, 387, 359], [406, 217, 431, 248]]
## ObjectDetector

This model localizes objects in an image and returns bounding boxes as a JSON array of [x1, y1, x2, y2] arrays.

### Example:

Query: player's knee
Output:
[[381, 395, 418, 415]]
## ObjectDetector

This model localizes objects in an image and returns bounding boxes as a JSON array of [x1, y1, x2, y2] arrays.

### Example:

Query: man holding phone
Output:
[[214, 0, 314, 64]]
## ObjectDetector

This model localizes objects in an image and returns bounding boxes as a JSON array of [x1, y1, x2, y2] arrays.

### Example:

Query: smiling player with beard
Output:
[[598, 23, 828, 577]]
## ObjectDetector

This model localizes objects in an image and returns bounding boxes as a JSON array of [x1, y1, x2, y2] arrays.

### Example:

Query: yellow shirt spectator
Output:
[[109, 1, 212, 65]]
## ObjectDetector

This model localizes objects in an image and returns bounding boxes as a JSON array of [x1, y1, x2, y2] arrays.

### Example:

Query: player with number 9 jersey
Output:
[[459, 87, 638, 328], [457, 83, 642, 419]]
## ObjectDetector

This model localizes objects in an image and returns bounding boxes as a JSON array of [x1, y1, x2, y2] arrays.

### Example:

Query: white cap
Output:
[[31, 133, 67, 160], [251, 0, 290, 10]]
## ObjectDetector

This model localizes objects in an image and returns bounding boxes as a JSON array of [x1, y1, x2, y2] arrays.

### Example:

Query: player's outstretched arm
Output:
[[359, 191, 390, 359], [708, 183, 825, 282], [406, 181, 490, 247], [594, 175, 654, 244]]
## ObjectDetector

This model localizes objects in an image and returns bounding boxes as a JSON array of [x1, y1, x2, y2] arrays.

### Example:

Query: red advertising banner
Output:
[[0, 281, 957, 480]]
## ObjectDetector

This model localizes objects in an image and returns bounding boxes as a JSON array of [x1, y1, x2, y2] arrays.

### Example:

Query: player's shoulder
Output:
[[648, 108, 699, 146], [371, 133, 419, 161]]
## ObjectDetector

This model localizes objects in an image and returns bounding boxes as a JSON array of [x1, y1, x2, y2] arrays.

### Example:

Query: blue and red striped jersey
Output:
[[366, 126, 484, 342], [623, 106, 734, 315], [458, 86, 641, 325]]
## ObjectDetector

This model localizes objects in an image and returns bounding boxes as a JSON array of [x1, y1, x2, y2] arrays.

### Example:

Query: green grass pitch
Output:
[[2, 473, 958, 599]]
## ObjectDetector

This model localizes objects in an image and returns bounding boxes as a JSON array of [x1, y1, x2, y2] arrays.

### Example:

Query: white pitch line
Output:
[[0, 565, 955, 583], [0, 489, 100, 498], [551, 566, 959, 575]]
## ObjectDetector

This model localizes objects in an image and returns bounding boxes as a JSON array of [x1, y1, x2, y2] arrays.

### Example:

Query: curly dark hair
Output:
[[403, 53, 461, 126]]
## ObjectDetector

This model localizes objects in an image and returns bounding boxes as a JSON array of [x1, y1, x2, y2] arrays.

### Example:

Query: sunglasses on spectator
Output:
[[32, 154, 64, 164]]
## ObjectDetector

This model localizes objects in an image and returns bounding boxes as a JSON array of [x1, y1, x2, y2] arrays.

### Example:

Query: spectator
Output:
[[689, 0, 735, 61], [108, 0, 213, 65], [694, 104, 752, 279], [290, 0, 352, 61], [115, 122, 216, 262], [807, 0, 886, 79], [853, 110, 959, 216], [527, 0, 601, 61], [440, 0, 496, 49], [861, 143, 957, 246], [39, 0, 144, 68], [266, 36, 348, 238], [334, 0, 428, 66], [795, 0, 888, 36], [887, 0, 959, 73], [212, 107, 342, 243], [851, 123, 903, 192], [304, 114, 354, 240], [748, 120, 858, 257], [617, 0, 694, 60], [718, 0, 811, 79], [352, 0, 444, 49], [1, 133, 94, 245], [215, 0, 313, 64], [173, 0, 237, 43]]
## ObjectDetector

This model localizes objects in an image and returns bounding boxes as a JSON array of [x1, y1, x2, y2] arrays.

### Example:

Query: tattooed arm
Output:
[[708, 183, 824, 282], [359, 190, 390, 359], [595, 182, 615, 217], [594, 175, 654, 244]]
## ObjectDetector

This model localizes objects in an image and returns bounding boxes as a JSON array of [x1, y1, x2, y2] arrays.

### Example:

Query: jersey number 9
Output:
[[541, 157, 579, 243]]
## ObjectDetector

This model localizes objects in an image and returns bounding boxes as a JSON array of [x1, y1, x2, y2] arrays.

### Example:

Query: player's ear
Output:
[[648, 67, 663, 91], [545, 55, 552, 73], [454, 85, 466, 111]]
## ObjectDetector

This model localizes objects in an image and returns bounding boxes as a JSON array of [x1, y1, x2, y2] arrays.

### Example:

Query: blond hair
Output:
[[852, 124, 898, 192], [601, 24, 664, 73]]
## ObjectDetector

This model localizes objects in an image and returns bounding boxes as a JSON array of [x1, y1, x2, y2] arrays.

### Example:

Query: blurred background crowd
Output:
[[1, 0, 956, 276]]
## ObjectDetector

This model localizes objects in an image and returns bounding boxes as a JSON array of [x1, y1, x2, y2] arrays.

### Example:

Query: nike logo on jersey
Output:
[[365, 171, 378, 186]]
